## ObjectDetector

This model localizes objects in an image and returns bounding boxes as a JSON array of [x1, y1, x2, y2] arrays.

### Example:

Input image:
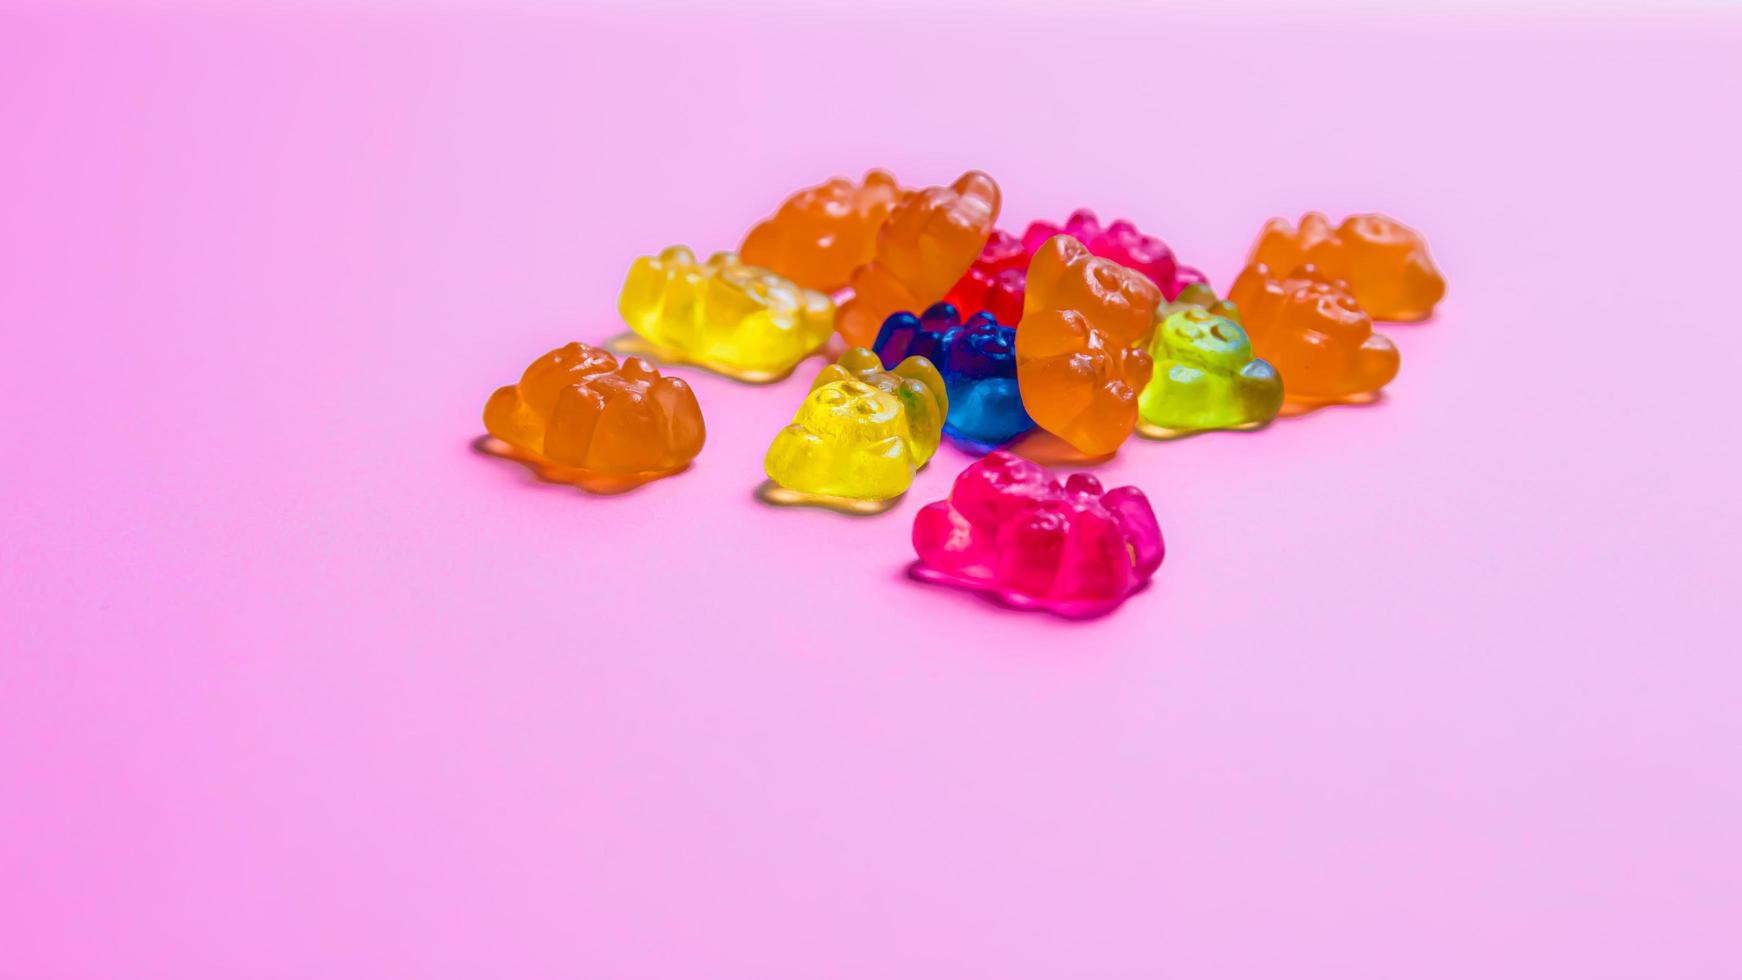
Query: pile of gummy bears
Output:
[[481, 169, 1444, 618]]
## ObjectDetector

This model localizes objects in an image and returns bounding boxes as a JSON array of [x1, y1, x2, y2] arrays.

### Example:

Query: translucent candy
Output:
[[618, 246, 834, 382], [835, 171, 1001, 347], [872, 302, 1035, 450], [911, 451, 1164, 617], [1137, 286, 1283, 436], [1014, 235, 1161, 456], [762, 348, 947, 506], [1022, 209, 1206, 302], [739, 169, 906, 293], [941, 229, 1028, 326], [945, 210, 1206, 324], [1247, 212, 1444, 321], [482, 342, 704, 486], [1226, 263, 1399, 404]]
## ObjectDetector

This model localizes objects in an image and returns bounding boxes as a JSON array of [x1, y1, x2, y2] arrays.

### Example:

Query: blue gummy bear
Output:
[[872, 302, 1036, 451]]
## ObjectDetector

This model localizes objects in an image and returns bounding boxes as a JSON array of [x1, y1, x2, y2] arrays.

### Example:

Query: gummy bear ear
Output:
[[1100, 486, 1164, 576], [890, 354, 948, 418], [810, 363, 855, 391], [1064, 209, 1101, 239], [950, 170, 1002, 218], [1173, 281, 1219, 308], [836, 347, 885, 377]]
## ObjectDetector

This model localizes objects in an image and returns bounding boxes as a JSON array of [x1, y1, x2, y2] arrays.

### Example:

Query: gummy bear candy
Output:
[[835, 170, 1001, 348], [944, 210, 1204, 326], [1014, 235, 1161, 456], [1226, 263, 1399, 404], [482, 342, 705, 488], [911, 451, 1163, 618], [941, 229, 1028, 326], [1022, 209, 1207, 302], [619, 246, 834, 383], [1247, 213, 1444, 321], [762, 348, 948, 509], [740, 169, 906, 293], [1137, 285, 1283, 437], [873, 303, 1035, 451]]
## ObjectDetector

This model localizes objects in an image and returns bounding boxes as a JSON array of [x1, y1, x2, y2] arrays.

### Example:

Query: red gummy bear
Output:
[[945, 209, 1205, 324], [910, 451, 1164, 618], [941, 229, 1028, 325]]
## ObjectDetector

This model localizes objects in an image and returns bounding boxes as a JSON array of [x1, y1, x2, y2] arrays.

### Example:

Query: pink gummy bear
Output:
[[910, 451, 1164, 617]]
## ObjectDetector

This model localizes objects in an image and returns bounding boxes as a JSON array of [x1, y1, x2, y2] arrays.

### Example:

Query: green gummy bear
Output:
[[1138, 300, 1284, 435]]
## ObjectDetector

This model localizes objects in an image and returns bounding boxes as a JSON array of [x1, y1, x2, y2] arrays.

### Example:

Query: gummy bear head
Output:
[[792, 379, 905, 443], [1227, 261, 1398, 399], [809, 347, 947, 466], [1282, 264, 1372, 339], [1337, 213, 1446, 314], [1023, 235, 1161, 348], [1155, 306, 1254, 373], [708, 252, 820, 314]]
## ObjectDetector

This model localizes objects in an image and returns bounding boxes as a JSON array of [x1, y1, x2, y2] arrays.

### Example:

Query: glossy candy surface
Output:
[[911, 451, 1164, 617], [483, 342, 705, 480], [835, 171, 1001, 348], [763, 348, 947, 503], [1138, 285, 1283, 436], [1014, 235, 1162, 456], [1022, 209, 1206, 302], [1227, 263, 1399, 403], [873, 303, 1034, 450], [619, 246, 834, 382], [740, 169, 906, 293], [941, 229, 1028, 326], [946, 210, 1205, 323], [1248, 212, 1445, 321]]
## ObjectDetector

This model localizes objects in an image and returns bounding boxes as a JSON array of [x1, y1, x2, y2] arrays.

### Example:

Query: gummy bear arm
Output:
[[891, 355, 948, 417], [1100, 486, 1164, 576], [483, 385, 543, 454], [912, 500, 985, 573], [650, 377, 706, 464]]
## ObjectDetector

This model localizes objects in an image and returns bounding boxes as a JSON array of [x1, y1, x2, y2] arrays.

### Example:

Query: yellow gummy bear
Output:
[[763, 348, 948, 505], [618, 246, 835, 383]]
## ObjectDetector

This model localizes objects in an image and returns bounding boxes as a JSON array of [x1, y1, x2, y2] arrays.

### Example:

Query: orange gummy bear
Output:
[[483, 342, 705, 482], [1226, 263, 1399, 403], [1014, 235, 1162, 456], [1248, 213, 1444, 321], [834, 170, 1001, 348], [740, 169, 906, 293]]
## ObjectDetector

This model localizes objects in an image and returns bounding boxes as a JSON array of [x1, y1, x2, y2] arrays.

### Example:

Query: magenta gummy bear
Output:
[[910, 451, 1164, 617], [1021, 209, 1206, 301]]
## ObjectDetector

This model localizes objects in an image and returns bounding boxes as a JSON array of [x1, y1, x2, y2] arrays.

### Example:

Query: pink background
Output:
[[3, 3, 1739, 977]]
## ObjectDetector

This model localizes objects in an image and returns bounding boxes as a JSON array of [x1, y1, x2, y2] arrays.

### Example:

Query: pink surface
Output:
[[3, 4, 1739, 977]]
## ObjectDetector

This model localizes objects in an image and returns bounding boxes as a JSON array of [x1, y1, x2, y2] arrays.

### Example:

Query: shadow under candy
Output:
[[1003, 428, 1118, 468], [1276, 390, 1385, 420], [903, 560, 1147, 622], [471, 435, 686, 496], [752, 479, 904, 517]]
